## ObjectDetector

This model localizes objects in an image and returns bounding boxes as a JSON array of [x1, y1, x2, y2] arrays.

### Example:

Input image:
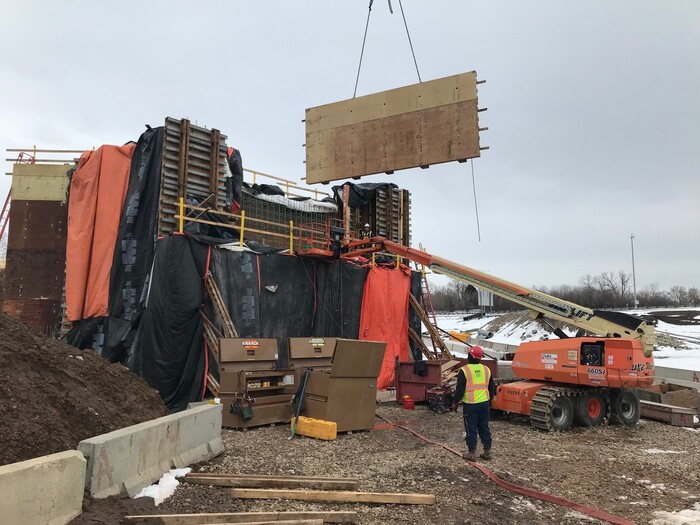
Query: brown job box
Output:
[[219, 338, 279, 372], [288, 337, 337, 368], [302, 339, 386, 432], [219, 369, 296, 395], [221, 393, 294, 429]]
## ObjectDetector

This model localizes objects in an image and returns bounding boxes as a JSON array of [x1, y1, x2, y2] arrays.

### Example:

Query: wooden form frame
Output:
[[305, 71, 483, 184]]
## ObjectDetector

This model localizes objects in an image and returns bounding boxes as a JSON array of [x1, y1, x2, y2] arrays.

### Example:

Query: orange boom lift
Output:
[[337, 237, 656, 431]]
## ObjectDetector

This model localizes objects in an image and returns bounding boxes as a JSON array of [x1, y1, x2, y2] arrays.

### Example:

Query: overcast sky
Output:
[[1, 1, 698, 291]]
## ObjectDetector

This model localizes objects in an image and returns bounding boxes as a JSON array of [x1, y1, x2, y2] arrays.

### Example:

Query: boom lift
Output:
[[340, 237, 656, 431]]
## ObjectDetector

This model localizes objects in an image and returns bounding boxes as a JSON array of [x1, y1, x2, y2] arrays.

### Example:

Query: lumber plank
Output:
[[440, 360, 460, 373], [123, 511, 356, 524], [408, 326, 435, 360], [184, 473, 358, 490], [231, 488, 435, 505], [206, 521, 323, 525]]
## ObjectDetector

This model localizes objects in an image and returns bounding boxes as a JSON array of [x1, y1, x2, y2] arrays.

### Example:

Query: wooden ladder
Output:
[[203, 274, 239, 396], [413, 243, 441, 356]]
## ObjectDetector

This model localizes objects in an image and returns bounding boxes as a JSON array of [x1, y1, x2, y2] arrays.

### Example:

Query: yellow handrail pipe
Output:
[[239, 210, 246, 247]]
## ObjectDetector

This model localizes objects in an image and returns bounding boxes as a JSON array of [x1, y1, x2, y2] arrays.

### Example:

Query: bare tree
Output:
[[618, 270, 631, 302], [669, 285, 689, 306], [689, 287, 700, 307]]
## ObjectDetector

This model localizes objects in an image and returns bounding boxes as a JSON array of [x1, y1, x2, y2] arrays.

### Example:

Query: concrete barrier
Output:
[[655, 366, 700, 392], [78, 403, 224, 498], [0, 450, 86, 525]]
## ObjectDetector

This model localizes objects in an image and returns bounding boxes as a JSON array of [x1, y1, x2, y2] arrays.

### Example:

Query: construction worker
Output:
[[360, 223, 372, 239], [453, 345, 496, 461]]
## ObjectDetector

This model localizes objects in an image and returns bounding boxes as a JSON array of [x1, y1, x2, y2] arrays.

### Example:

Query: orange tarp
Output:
[[65, 144, 135, 321], [358, 266, 412, 390]]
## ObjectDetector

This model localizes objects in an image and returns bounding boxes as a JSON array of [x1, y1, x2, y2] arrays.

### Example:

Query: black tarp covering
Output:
[[408, 271, 423, 360], [129, 235, 209, 411], [64, 317, 107, 354], [331, 182, 399, 208], [103, 126, 164, 363], [226, 148, 243, 211], [209, 250, 369, 367], [312, 260, 368, 339]]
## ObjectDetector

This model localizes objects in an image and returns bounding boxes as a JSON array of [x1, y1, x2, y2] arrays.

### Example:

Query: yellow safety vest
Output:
[[461, 364, 491, 404]]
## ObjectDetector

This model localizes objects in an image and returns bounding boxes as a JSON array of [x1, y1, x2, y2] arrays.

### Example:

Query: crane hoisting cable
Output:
[[353, 0, 422, 98]]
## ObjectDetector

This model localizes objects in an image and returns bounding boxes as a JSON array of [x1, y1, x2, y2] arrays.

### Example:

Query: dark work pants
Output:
[[463, 401, 492, 451]]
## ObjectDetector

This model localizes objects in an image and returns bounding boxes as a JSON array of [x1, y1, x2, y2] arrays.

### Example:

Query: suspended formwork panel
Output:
[[305, 71, 484, 184]]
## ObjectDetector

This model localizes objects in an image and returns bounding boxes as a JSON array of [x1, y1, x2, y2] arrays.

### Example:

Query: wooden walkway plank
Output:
[[184, 472, 358, 490], [231, 488, 435, 505], [123, 511, 356, 524]]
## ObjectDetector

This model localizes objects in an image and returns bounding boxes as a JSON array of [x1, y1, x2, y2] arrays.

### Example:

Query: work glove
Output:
[[451, 402, 457, 411]]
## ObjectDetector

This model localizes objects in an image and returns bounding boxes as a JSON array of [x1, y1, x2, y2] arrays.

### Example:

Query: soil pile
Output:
[[0, 313, 169, 466]]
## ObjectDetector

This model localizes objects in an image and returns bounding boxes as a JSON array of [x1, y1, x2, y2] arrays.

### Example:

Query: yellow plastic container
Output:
[[449, 331, 471, 343], [291, 416, 338, 441]]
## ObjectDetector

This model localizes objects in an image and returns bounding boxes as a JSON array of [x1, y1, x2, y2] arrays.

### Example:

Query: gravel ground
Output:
[[111, 404, 700, 525]]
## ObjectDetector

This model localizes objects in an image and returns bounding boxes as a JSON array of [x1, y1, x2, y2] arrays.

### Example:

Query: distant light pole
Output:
[[630, 234, 637, 308]]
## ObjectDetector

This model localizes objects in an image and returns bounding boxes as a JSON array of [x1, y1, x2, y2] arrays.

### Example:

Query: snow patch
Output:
[[651, 503, 700, 525], [644, 449, 686, 455], [134, 468, 191, 506]]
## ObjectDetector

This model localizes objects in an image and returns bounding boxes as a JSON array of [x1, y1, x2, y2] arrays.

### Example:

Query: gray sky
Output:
[[1, 1, 698, 291]]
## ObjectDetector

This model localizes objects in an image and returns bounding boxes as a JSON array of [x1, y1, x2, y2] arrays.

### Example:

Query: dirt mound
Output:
[[0, 313, 169, 466]]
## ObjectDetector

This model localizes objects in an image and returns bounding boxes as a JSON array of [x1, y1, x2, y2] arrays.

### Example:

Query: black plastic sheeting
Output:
[[105, 126, 164, 363], [129, 235, 209, 412], [408, 271, 423, 361], [209, 250, 369, 369], [332, 182, 399, 208], [226, 147, 243, 211]]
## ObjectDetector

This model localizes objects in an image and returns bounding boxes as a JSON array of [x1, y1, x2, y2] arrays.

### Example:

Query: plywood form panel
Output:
[[11, 175, 69, 201], [6, 200, 67, 252], [12, 163, 74, 178], [3, 200, 67, 328], [305, 72, 478, 133], [3, 250, 66, 298], [306, 94, 480, 184], [2, 299, 61, 330]]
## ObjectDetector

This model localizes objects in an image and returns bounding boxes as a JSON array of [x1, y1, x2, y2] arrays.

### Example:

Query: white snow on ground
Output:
[[434, 307, 700, 371], [134, 468, 191, 506], [644, 449, 687, 455], [654, 346, 700, 372], [651, 503, 700, 525], [429, 312, 499, 333]]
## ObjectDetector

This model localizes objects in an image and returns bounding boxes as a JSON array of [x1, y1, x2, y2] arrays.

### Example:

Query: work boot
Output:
[[480, 449, 492, 460], [463, 450, 476, 461]]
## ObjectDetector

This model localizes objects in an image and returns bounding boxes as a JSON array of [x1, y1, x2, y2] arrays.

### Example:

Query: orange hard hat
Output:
[[469, 345, 484, 359]]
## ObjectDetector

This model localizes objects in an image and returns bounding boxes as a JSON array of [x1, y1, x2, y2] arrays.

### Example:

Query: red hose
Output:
[[376, 414, 636, 525]]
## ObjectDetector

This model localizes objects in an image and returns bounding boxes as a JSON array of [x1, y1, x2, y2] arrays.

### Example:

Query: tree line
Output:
[[429, 271, 700, 312]]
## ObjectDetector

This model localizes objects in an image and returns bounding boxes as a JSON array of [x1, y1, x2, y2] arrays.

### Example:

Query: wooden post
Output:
[[342, 185, 350, 243], [240, 210, 246, 247], [179, 197, 184, 233]]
